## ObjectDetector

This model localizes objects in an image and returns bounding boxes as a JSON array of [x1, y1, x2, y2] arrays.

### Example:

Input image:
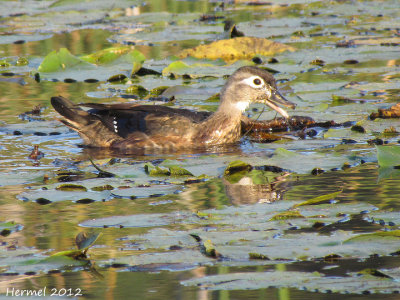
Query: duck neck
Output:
[[216, 84, 251, 117], [194, 97, 247, 145]]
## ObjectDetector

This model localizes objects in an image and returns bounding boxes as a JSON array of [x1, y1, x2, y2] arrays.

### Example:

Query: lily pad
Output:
[[179, 37, 295, 62], [0, 221, 22, 236], [292, 191, 342, 208], [0, 33, 53, 45], [269, 210, 305, 221], [110, 184, 180, 199], [345, 230, 400, 243], [112, 249, 215, 268], [162, 59, 253, 78], [17, 190, 112, 203], [182, 269, 400, 294], [37, 47, 145, 81], [376, 145, 400, 167], [0, 244, 86, 276], [38, 48, 92, 73], [80, 47, 145, 65], [169, 166, 193, 176], [80, 212, 190, 228], [56, 184, 88, 191], [87, 200, 386, 265]]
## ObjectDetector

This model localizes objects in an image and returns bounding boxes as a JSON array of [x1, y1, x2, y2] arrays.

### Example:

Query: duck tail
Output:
[[51, 96, 92, 129], [51, 96, 119, 147]]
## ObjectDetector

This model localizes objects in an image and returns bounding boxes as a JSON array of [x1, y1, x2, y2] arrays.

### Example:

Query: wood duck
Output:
[[51, 66, 296, 152]]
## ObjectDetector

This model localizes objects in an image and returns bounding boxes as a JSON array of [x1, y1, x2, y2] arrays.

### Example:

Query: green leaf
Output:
[[41, 254, 89, 267], [331, 94, 353, 105], [162, 61, 192, 77], [75, 232, 102, 250], [269, 210, 305, 221], [274, 147, 300, 158], [292, 191, 342, 208], [358, 269, 393, 279], [246, 169, 279, 185], [206, 93, 220, 102], [345, 230, 400, 243], [148, 86, 169, 98], [144, 163, 170, 176], [91, 185, 114, 191], [37, 47, 145, 81], [224, 160, 252, 175], [169, 166, 193, 177], [55, 184, 87, 192], [144, 162, 193, 177], [0, 221, 19, 237], [126, 85, 149, 98], [80, 47, 145, 65], [249, 253, 270, 260], [378, 166, 400, 181], [179, 36, 294, 62], [38, 48, 91, 73], [195, 212, 221, 220], [202, 239, 221, 258], [0, 59, 11, 67], [131, 61, 142, 75], [376, 145, 400, 167], [162, 59, 251, 78], [16, 57, 29, 66], [50, 249, 86, 259], [224, 160, 253, 184]]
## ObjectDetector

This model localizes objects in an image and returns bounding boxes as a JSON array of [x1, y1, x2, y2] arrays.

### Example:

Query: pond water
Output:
[[1, 0, 400, 299]]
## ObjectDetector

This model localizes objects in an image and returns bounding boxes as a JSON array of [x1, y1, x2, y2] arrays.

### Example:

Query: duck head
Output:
[[219, 66, 296, 118]]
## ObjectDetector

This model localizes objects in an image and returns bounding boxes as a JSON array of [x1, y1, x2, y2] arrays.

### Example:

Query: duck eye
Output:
[[253, 78, 262, 85]]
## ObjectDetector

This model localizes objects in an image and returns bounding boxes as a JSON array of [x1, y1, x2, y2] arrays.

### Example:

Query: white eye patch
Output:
[[239, 75, 265, 89]]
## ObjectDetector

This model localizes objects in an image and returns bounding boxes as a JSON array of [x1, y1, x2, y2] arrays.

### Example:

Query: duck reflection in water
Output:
[[223, 171, 291, 205], [177, 169, 292, 209]]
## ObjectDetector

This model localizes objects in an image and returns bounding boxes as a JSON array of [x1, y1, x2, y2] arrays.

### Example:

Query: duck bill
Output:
[[264, 89, 296, 119]]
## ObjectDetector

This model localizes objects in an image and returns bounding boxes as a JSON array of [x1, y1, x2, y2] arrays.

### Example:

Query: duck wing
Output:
[[81, 103, 211, 138], [51, 96, 214, 149]]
